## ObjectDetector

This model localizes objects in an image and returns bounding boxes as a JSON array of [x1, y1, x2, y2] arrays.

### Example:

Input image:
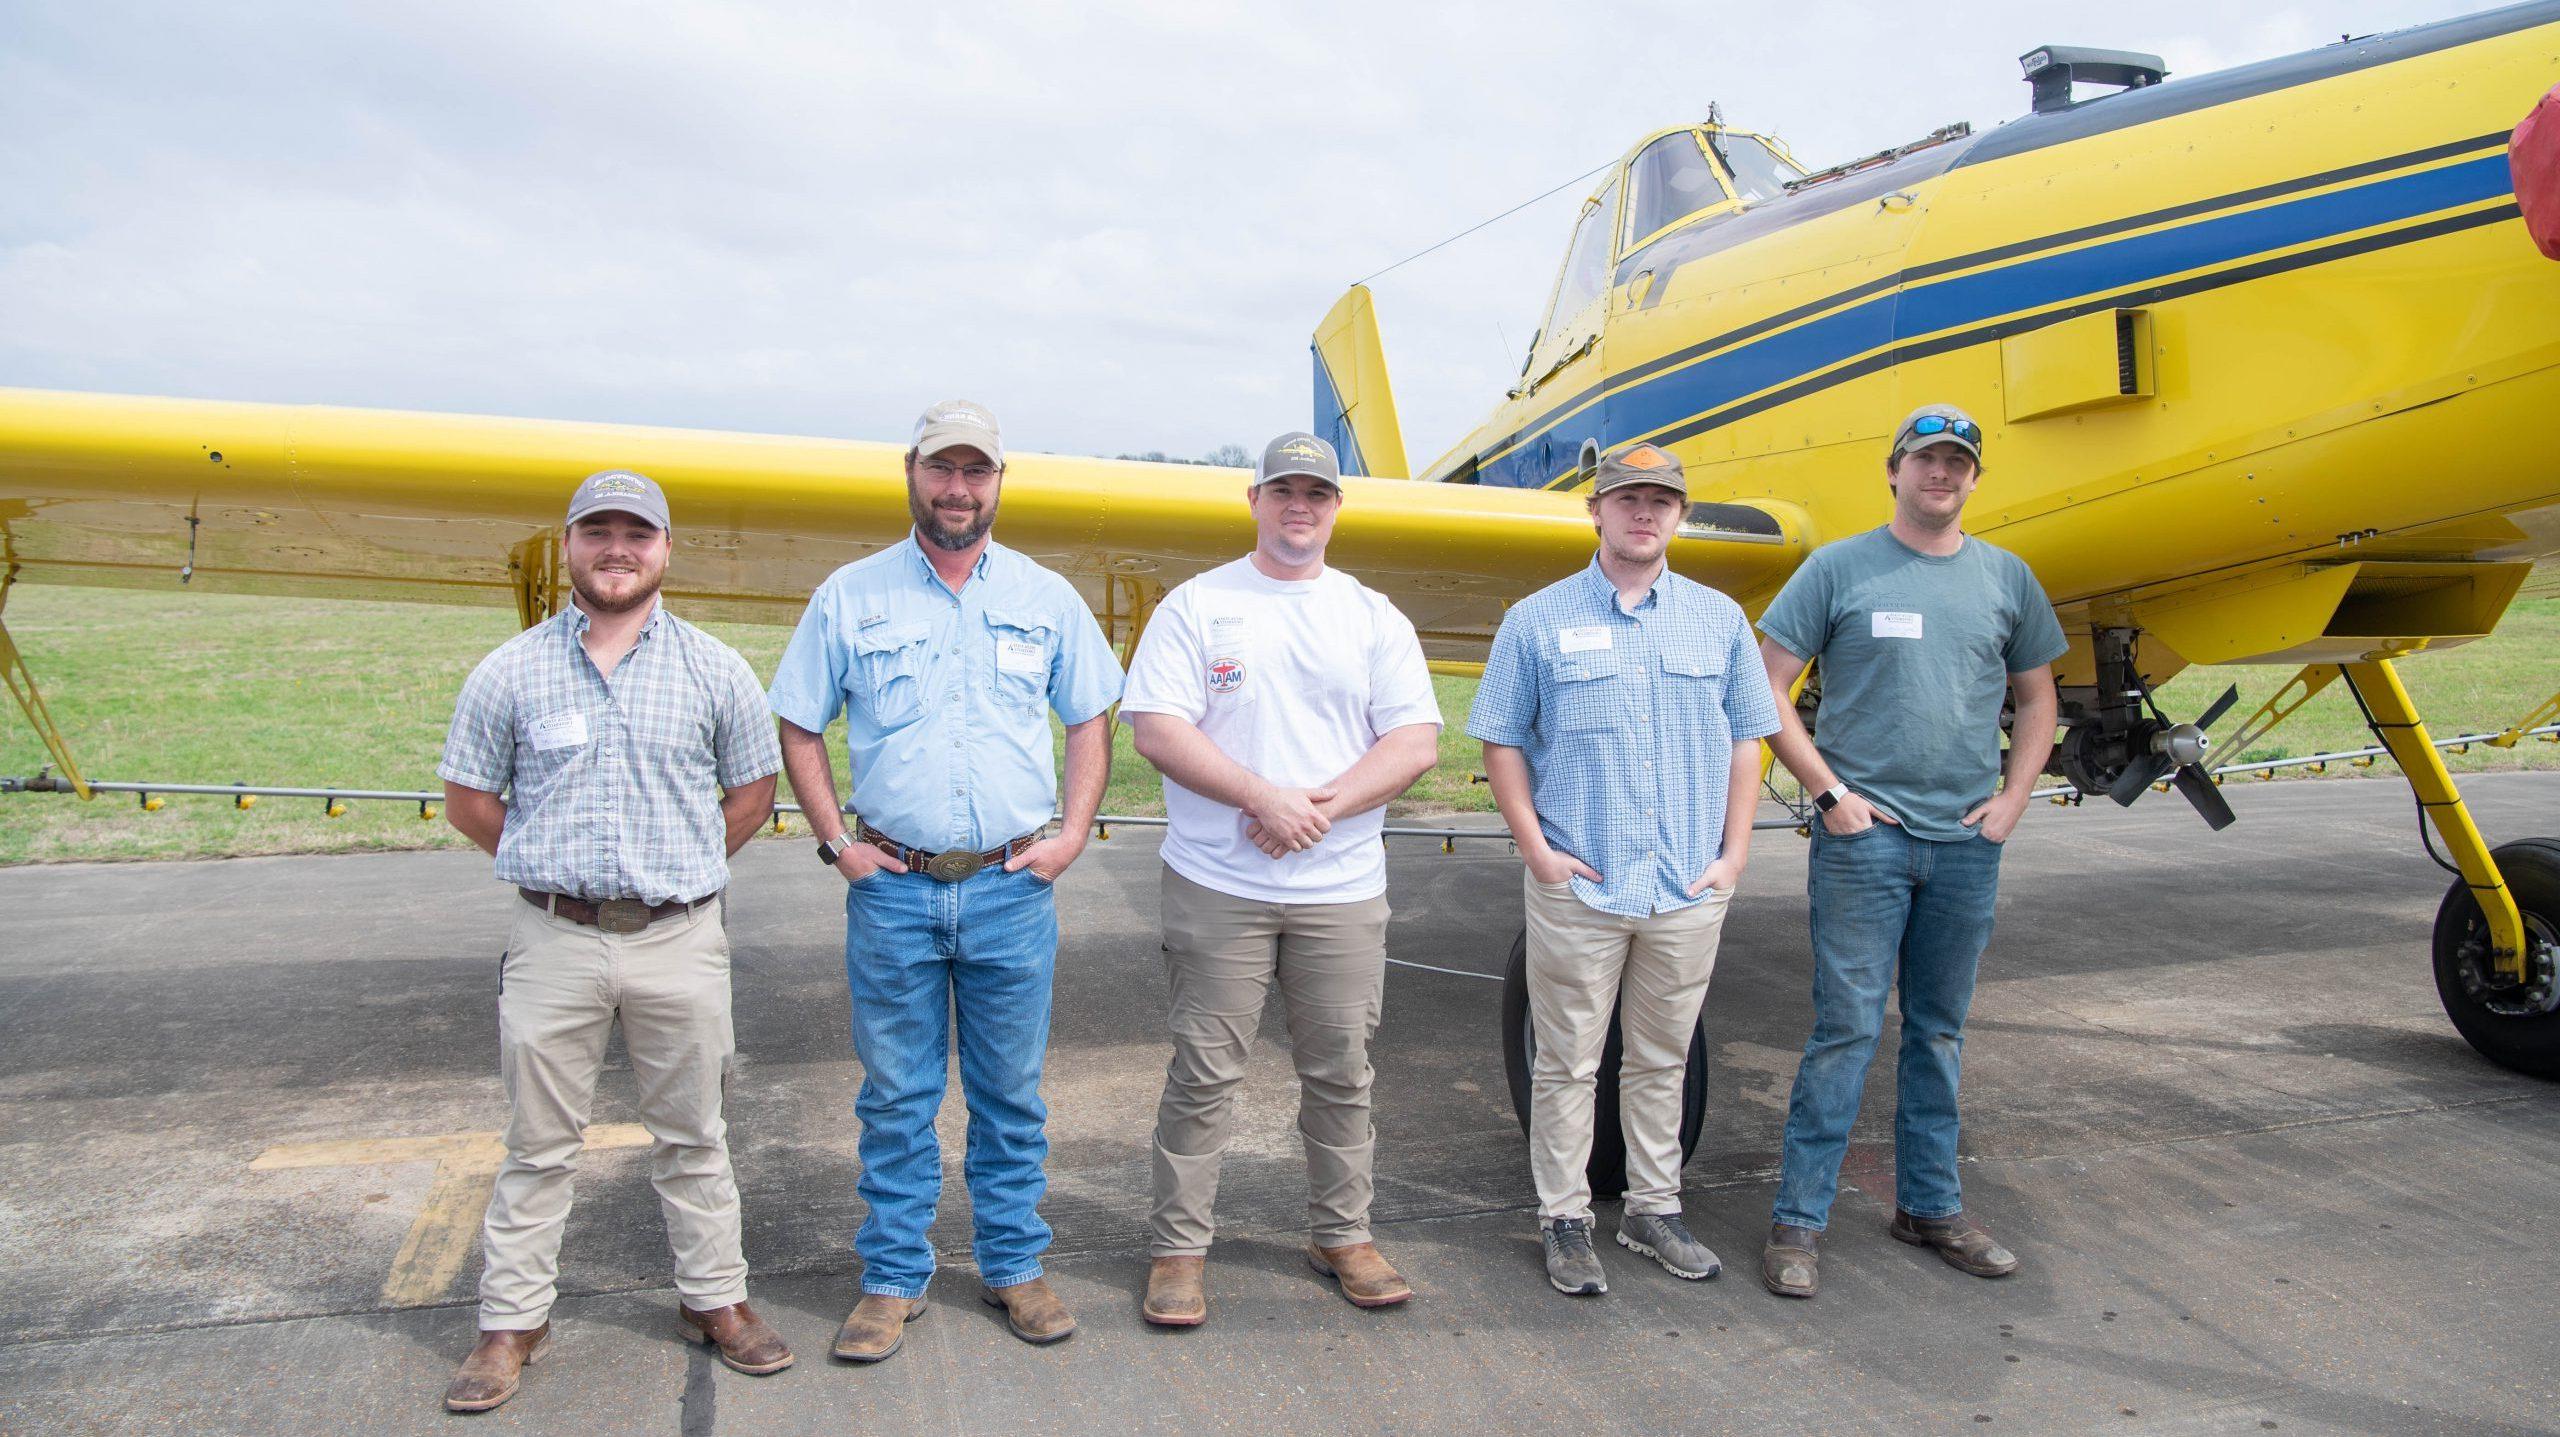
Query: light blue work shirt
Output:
[[767, 536, 1122, 853], [1467, 557, 1782, 918]]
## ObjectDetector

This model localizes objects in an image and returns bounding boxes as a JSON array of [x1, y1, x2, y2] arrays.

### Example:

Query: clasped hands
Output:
[[1242, 781, 1339, 860]]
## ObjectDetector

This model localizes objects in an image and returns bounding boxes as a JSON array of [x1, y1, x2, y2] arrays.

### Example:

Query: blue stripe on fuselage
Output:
[[1475, 152, 2514, 489]]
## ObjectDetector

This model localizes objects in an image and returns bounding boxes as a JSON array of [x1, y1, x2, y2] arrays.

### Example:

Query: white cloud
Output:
[[0, 0, 2516, 463]]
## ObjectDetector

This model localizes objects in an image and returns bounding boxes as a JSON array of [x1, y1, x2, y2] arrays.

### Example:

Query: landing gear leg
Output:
[[2342, 659, 2560, 1077]]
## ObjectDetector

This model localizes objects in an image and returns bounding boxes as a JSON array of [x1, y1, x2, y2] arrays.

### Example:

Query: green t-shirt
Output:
[[1757, 527, 2068, 842]]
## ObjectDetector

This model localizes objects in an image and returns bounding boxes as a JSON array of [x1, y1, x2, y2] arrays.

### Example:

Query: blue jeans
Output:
[[843, 864, 1058, 1298], [1771, 822, 2004, 1231]]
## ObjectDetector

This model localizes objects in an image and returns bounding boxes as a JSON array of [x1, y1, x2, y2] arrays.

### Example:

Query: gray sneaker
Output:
[[1543, 1217, 1608, 1296], [1618, 1211, 1721, 1280]]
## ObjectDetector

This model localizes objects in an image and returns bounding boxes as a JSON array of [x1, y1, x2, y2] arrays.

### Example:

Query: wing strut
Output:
[[0, 564, 94, 800]]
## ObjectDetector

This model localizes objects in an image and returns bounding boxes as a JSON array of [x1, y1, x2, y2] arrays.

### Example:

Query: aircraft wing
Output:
[[0, 388, 1807, 660]]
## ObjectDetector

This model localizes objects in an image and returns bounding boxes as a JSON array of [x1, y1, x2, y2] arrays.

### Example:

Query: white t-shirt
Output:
[[1120, 557, 1443, 904]]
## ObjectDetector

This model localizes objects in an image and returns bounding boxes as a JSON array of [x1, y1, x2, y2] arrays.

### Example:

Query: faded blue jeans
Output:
[[1772, 821, 2004, 1231], [844, 863, 1058, 1298]]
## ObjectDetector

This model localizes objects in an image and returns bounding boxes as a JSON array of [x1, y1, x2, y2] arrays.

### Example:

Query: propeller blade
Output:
[[2195, 683, 2240, 732], [2107, 752, 2173, 807], [2172, 764, 2237, 830]]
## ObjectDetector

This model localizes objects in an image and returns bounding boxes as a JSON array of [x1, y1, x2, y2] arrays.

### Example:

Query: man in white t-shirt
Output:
[[1120, 431, 1443, 1328]]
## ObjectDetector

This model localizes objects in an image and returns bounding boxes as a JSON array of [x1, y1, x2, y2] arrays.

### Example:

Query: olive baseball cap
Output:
[[1253, 431, 1342, 490], [1589, 440, 1688, 499], [912, 400, 1004, 465], [564, 469, 670, 530], [1889, 403, 1985, 466]]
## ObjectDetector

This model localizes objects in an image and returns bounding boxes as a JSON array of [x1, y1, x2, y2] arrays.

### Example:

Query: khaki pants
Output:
[[1150, 865, 1389, 1258], [478, 899, 747, 1328], [1523, 871, 1730, 1223]]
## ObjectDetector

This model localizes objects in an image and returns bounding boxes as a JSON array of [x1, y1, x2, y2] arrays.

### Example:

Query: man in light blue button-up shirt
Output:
[[1467, 441, 1781, 1298], [770, 400, 1120, 1356]]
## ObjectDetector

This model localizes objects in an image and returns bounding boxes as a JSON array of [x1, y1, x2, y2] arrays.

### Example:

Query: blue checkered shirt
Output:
[[438, 602, 782, 905], [1466, 558, 1782, 918]]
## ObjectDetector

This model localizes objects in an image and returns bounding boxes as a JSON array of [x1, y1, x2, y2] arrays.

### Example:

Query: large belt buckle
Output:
[[924, 849, 983, 884], [596, 898, 653, 934]]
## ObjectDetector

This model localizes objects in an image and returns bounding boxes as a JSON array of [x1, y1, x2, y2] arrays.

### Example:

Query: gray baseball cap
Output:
[[1890, 403, 1985, 466], [1589, 440, 1689, 499], [912, 400, 1004, 465], [564, 469, 670, 530], [1253, 431, 1342, 489]]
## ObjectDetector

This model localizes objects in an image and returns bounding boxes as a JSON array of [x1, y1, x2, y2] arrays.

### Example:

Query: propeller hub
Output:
[[2156, 723, 2210, 768]]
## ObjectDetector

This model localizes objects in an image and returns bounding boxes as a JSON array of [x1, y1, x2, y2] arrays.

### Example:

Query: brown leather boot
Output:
[[442, 1324, 551, 1413], [1761, 1222, 1820, 1299], [1142, 1256, 1207, 1327], [676, 1299, 795, 1375], [980, 1276, 1076, 1344], [1305, 1241, 1413, 1308], [1889, 1209, 2020, 1277], [830, 1294, 927, 1363]]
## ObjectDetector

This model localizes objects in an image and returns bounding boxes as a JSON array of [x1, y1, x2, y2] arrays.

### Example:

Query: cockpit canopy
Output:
[[1524, 123, 1805, 383]]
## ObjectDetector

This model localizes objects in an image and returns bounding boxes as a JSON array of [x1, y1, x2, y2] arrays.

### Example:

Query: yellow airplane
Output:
[[3, 1, 2558, 1185]]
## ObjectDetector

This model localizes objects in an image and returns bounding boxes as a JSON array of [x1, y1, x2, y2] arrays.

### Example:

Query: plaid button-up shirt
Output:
[[1467, 558, 1782, 918], [439, 601, 781, 905]]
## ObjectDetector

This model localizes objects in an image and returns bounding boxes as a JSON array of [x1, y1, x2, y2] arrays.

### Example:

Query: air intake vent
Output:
[[2116, 310, 2141, 395]]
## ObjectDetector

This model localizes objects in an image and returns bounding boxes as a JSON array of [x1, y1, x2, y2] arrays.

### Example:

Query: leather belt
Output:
[[857, 823, 1035, 883], [520, 887, 716, 935]]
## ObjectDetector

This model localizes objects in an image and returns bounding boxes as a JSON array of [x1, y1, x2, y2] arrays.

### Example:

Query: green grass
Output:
[[1, 585, 2551, 864]]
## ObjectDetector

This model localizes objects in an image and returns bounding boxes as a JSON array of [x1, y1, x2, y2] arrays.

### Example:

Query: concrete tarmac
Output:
[[3, 773, 2557, 1436]]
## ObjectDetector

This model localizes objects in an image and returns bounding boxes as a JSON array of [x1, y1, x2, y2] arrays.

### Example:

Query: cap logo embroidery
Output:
[[1278, 438, 1326, 462], [591, 474, 648, 495], [1620, 445, 1670, 470]]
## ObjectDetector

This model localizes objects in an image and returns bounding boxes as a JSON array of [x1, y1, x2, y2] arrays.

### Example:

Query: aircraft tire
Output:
[[2432, 837, 2560, 1080], [1500, 927, 1710, 1201]]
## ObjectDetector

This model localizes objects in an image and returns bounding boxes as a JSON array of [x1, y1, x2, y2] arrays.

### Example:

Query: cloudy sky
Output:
[[0, 0, 2512, 468]]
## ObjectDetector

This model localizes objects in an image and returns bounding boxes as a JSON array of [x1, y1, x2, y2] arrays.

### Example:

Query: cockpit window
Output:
[[1541, 176, 1621, 336], [1621, 131, 1728, 250], [1707, 132, 1799, 205]]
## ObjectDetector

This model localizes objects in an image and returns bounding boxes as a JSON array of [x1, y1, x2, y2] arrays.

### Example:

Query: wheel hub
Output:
[[2457, 911, 2560, 1018]]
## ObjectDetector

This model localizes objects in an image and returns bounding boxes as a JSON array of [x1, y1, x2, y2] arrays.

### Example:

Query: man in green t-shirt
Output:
[[1752, 404, 2067, 1300]]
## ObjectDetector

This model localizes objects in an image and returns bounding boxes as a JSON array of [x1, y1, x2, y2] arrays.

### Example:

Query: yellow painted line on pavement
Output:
[[253, 1123, 652, 1308]]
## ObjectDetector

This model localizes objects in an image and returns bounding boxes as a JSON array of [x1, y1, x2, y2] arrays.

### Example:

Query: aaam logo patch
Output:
[[1206, 657, 1246, 694]]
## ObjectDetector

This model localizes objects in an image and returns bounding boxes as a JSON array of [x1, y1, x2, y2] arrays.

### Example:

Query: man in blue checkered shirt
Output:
[[436, 469, 791, 1411], [1467, 440, 1781, 1298]]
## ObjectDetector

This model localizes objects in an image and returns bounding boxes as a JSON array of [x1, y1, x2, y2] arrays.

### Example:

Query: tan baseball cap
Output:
[[912, 400, 1004, 465], [1589, 440, 1688, 499]]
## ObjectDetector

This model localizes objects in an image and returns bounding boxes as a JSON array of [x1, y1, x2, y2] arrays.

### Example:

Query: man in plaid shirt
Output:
[[436, 469, 790, 1412], [1468, 441, 1781, 1298]]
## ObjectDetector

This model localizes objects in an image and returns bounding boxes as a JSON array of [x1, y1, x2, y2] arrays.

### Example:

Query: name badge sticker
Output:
[[997, 639, 1046, 676], [1557, 625, 1613, 654], [528, 710, 590, 751], [1872, 610, 1925, 640]]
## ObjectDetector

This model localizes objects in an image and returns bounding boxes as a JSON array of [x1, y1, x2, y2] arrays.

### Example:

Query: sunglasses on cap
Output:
[[1902, 415, 1981, 445]]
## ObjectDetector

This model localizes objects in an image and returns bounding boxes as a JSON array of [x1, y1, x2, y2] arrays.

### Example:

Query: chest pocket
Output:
[[1659, 646, 1728, 713], [983, 607, 1054, 710], [852, 622, 933, 729], [1549, 658, 1623, 734]]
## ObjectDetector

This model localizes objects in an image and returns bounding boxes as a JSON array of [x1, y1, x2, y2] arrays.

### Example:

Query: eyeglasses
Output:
[[1902, 415, 1981, 445], [918, 459, 1000, 482]]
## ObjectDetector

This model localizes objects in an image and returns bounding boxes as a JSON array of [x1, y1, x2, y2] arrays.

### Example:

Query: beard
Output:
[[910, 480, 999, 552], [567, 558, 664, 615]]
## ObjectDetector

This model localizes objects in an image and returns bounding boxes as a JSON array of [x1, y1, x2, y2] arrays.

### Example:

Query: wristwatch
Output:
[[816, 833, 857, 866], [1813, 784, 1850, 813]]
